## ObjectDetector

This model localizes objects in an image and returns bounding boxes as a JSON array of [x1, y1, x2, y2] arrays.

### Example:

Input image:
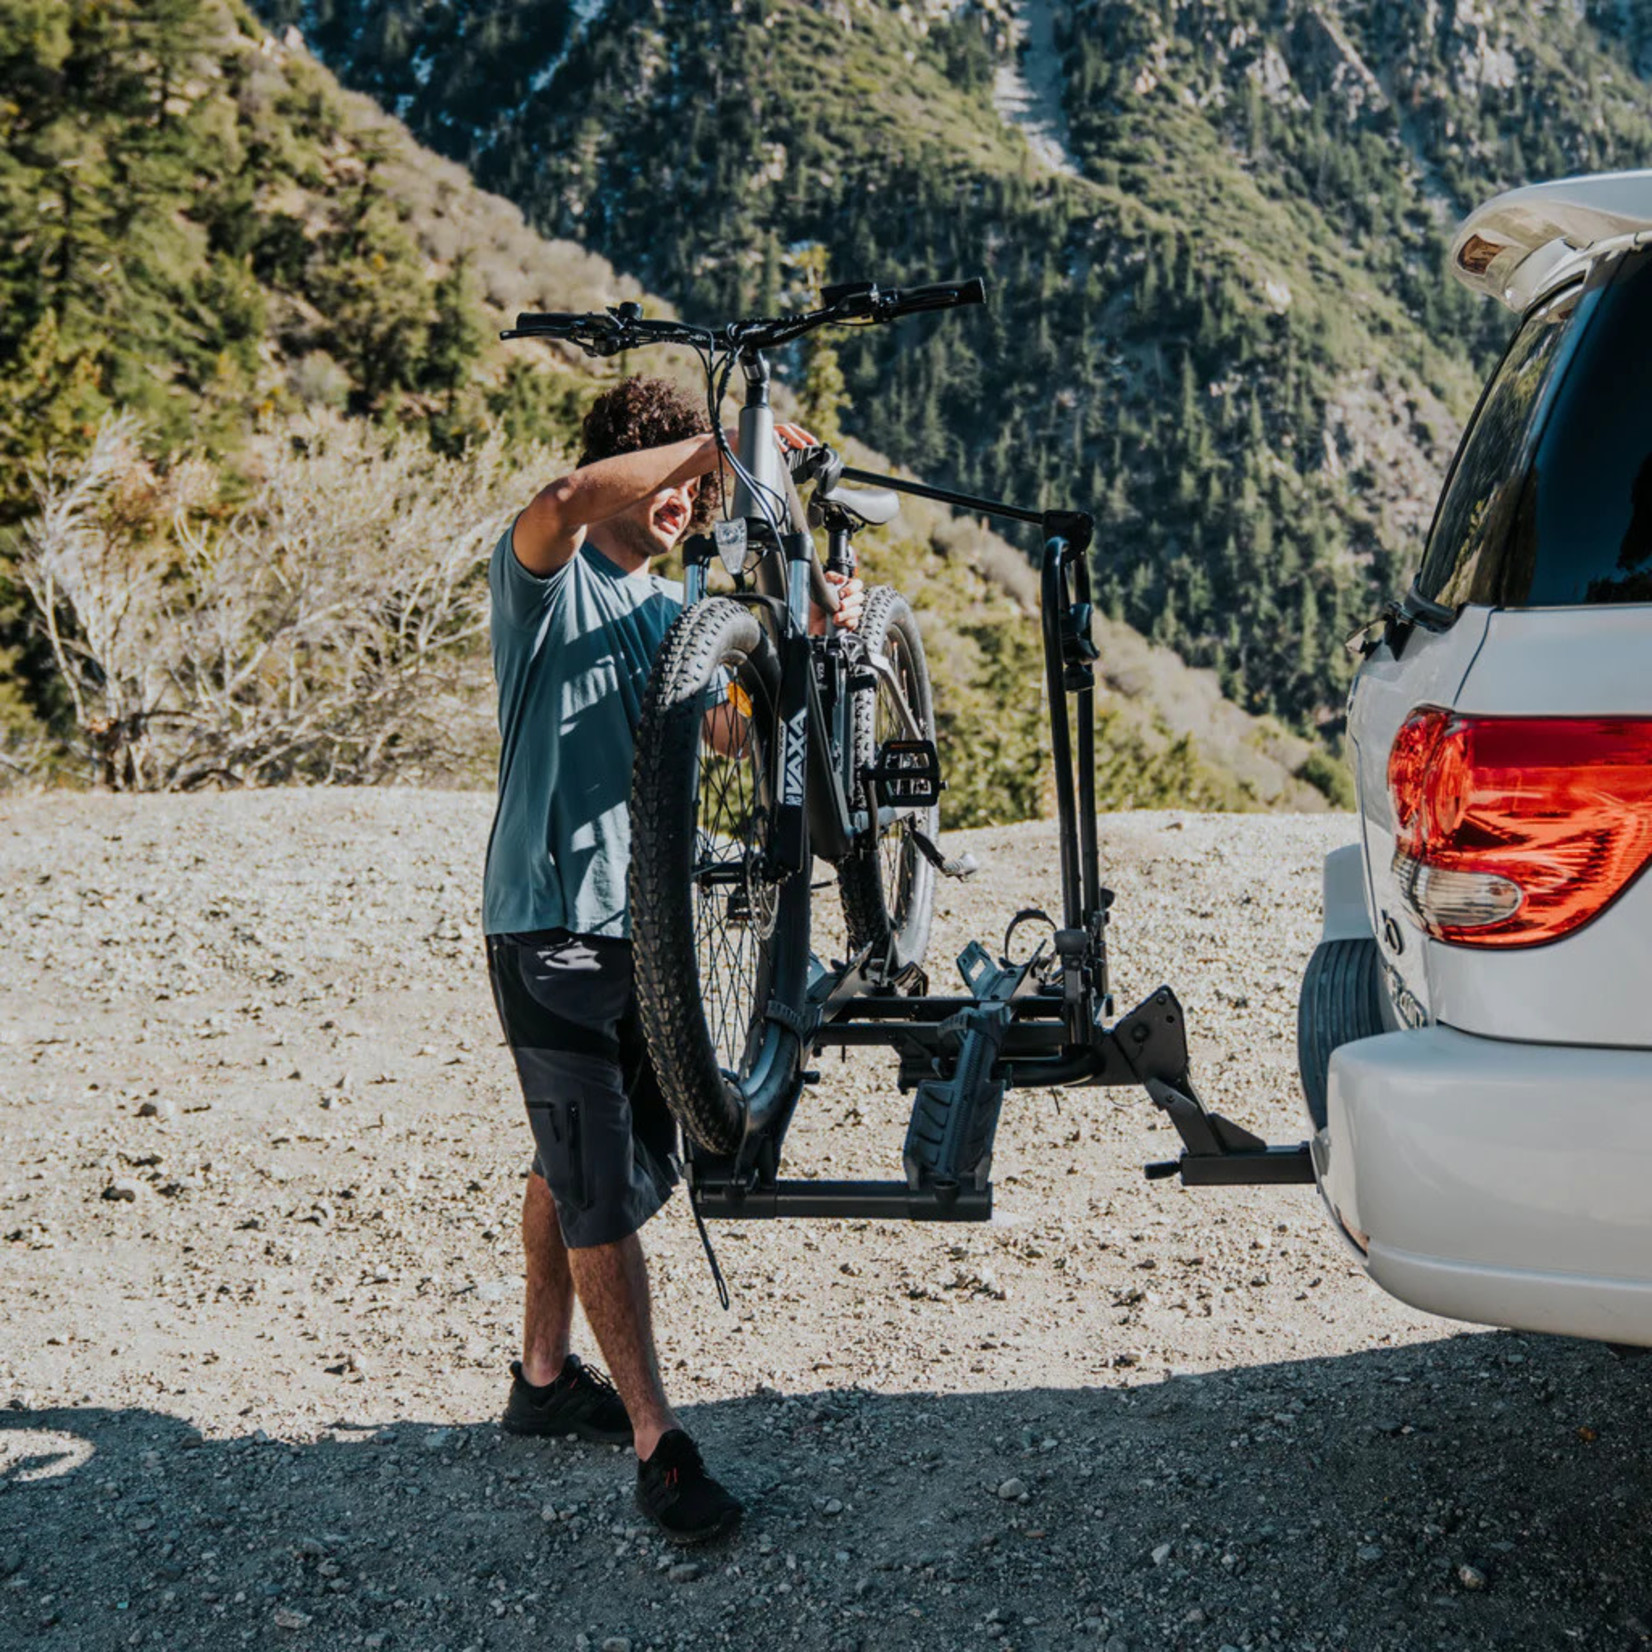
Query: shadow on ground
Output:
[[4, 1331, 1652, 1652]]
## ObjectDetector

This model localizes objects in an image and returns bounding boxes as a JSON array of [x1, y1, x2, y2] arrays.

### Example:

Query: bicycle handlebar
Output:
[[500, 304, 712, 356], [501, 277, 986, 357], [818, 276, 986, 321]]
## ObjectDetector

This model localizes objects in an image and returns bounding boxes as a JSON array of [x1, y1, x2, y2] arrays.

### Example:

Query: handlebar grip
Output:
[[512, 312, 587, 332], [884, 277, 987, 318]]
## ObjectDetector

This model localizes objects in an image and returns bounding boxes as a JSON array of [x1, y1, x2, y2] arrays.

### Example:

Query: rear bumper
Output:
[[1314, 1025, 1652, 1345]]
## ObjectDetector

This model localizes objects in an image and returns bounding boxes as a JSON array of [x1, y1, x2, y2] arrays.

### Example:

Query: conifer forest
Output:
[[7, 0, 1652, 800]]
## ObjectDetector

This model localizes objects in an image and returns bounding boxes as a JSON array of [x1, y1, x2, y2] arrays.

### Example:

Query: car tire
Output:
[[1297, 937, 1386, 1132]]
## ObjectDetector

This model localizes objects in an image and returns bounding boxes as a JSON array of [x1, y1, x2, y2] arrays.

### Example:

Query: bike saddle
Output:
[[787, 444, 901, 530], [810, 480, 900, 530], [815, 480, 899, 528]]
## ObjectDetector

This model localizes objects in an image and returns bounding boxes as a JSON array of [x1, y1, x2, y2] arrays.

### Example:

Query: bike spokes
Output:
[[691, 685, 777, 1075], [875, 634, 923, 924]]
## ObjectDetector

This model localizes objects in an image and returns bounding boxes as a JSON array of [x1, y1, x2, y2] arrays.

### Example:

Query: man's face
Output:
[[605, 475, 699, 561]]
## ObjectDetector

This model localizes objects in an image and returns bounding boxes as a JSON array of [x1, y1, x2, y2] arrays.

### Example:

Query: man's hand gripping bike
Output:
[[504, 281, 1312, 1234]]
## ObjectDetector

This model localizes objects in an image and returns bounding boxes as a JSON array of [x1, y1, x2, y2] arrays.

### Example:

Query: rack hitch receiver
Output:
[[1116, 987, 1315, 1188]]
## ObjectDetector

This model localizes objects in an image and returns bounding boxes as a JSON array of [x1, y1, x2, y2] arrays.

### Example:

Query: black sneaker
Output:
[[635, 1429, 743, 1544], [502, 1355, 632, 1444]]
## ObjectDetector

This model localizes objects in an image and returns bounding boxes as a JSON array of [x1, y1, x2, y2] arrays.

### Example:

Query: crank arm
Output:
[[910, 827, 978, 881]]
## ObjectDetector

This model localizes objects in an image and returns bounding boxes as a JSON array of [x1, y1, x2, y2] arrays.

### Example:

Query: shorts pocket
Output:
[[560, 1099, 586, 1209], [521, 1082, 589, 1214]]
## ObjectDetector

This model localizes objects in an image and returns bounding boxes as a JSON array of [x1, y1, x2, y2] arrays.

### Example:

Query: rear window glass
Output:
[[1514, 251, 1652, 604], [1416, 249, 1652, 609], [1414, 284, 1583, 608]]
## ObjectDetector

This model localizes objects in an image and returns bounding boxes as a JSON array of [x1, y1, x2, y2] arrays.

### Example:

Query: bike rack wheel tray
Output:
[[687, 477, 1312, 1223]]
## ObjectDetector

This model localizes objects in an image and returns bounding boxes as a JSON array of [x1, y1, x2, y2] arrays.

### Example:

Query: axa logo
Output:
[[781, 708, 807, 805]]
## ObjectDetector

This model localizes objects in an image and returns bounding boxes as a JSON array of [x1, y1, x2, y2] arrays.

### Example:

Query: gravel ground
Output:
[[4, 792, 1652, 1652]]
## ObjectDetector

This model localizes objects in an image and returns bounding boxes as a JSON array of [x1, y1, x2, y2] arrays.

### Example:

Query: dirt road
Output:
[[3, 793, 1650, 1652]]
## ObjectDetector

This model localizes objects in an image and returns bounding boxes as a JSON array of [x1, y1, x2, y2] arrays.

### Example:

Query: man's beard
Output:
[[603, 510, 671, 563]]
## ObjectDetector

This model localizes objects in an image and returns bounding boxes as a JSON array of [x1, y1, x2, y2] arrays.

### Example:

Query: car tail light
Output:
[[1386, 708, 1652, 947]]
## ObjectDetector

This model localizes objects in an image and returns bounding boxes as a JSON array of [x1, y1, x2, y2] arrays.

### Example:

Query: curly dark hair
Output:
[[577, 374, 719, 530]]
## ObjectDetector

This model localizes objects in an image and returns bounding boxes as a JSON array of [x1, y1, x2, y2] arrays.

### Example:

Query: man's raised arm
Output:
[[510, 433, 725, 576]]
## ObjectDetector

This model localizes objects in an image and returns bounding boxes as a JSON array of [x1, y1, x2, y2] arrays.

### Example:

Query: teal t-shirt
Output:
[[483, 527, 682, 938]]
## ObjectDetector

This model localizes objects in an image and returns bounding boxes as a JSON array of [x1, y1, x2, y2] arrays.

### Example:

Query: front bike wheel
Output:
[[838, 586, 938, 975], [630, 598, 810, 1156]]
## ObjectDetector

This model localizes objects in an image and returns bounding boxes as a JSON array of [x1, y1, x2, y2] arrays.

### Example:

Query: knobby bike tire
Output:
[[630, 598, 811, 1156], [837, 587, 938, 975]]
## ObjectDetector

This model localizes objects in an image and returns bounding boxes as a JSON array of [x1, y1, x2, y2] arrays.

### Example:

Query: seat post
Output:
[[826, 524, 855, 579]]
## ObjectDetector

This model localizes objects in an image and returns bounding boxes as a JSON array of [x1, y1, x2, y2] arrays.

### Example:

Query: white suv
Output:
[[1298, 170, 1652, 1346]]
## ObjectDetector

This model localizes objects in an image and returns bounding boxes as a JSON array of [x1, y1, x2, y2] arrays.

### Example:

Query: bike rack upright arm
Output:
[[1069, 531, 1103, 929], [1037, 516, 1101, 936], [833, 467, 1107, 983], [1040, 534, 1082, 933]]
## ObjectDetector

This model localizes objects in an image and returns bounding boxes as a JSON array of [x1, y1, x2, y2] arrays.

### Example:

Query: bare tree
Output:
[[14, 418, 171, 786], [12, 414, 554, 789]]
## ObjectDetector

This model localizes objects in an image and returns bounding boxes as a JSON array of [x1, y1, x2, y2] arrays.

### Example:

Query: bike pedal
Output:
[[865, 739, 943, 809]]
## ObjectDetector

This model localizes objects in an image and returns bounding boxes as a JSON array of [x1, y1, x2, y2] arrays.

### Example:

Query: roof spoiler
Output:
[[1450, 169, 1652, 312]]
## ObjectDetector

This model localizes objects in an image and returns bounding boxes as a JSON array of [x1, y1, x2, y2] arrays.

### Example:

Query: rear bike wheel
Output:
[[630, 598, 811, 1155], [838, 587, 938, 975]]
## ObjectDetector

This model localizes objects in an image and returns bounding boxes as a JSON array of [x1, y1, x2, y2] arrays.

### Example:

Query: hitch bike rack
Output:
[[686, 475, 1313, 1223]]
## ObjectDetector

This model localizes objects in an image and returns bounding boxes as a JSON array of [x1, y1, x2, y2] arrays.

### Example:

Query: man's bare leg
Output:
[[567, 1233, 678, 1460], [520, 1171, 574, 1385]]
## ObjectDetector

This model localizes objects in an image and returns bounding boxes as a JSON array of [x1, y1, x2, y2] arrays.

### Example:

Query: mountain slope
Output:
[[261, 0, 1652, 737], [0, 0, 647, 514], [0, 0, 1327, 810], [0, 0, 644, 754]]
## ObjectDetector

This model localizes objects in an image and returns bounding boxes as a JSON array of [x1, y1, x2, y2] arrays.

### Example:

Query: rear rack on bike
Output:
[[688, 478, 1312, 1222]]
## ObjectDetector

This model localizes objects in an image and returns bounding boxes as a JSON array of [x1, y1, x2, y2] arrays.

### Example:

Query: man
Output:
[[482, 375, 863, 1544]]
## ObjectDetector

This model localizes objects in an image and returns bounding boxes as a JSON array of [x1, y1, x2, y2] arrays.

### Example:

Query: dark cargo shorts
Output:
[[485, 928, 678, 1250]]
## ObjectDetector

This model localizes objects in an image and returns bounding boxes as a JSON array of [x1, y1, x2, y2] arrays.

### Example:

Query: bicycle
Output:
[[504, 280, 1314, 1238]]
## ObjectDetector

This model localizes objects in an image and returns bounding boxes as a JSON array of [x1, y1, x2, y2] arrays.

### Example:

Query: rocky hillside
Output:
[[255, 0, 1652, 735]]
